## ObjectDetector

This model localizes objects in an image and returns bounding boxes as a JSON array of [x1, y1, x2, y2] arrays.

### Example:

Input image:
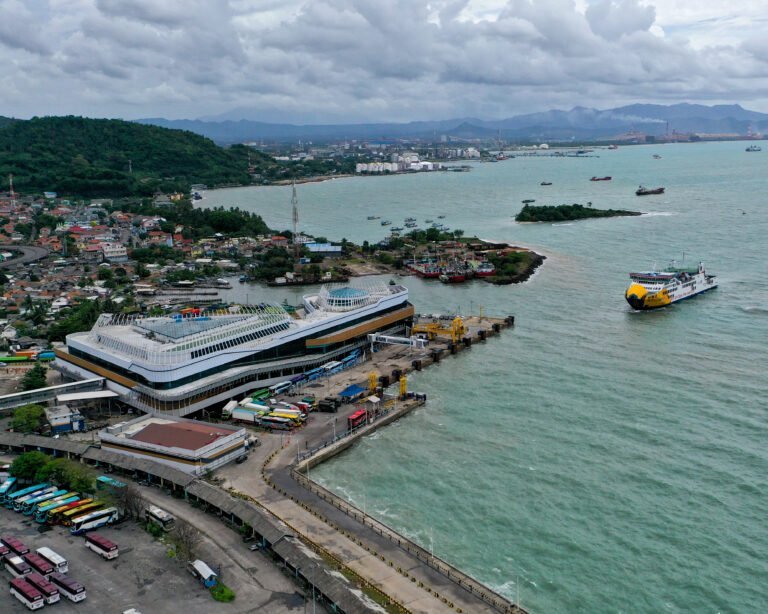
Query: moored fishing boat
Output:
[[439, 270, 466, 283], [625, 262, 717, 310]]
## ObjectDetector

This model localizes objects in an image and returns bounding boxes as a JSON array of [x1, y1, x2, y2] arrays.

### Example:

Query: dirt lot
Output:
[[0, 501, 305, 613]]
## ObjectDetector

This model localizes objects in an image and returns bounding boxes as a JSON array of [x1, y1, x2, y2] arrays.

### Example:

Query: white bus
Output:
[[268, 381, 293, 395], [36, 546, 68, 573], [9, 577, 44, 611], [70, 507, 119, 535], [84, 533, 119, 560], [49, 572, 86, 602], [145, 505, 175, 532]]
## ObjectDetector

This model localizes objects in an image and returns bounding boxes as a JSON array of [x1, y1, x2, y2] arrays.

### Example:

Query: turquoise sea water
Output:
[[204, 142, 768, 613]]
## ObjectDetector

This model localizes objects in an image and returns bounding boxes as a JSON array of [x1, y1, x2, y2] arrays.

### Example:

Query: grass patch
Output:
[[210, 582, 236, 603]]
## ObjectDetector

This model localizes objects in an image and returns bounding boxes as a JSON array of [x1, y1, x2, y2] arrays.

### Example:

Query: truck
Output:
[[230, 407, 265, 424]]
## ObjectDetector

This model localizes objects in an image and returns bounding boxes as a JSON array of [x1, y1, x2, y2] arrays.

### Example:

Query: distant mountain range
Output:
[[137, 104, 768, 144]]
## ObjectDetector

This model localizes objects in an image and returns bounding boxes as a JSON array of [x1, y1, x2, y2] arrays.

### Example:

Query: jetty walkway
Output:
[[221, 314, 526, 613]]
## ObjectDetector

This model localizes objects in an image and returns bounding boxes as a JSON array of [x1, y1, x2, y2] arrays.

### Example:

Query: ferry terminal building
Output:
[[55, 281, 414, 417]]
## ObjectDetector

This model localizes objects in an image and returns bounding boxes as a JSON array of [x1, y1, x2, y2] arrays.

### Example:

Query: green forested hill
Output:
[[0, 116, 271, 197]]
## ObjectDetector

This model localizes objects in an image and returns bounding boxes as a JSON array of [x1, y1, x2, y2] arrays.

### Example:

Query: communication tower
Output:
[[291, 179, 300, 262]]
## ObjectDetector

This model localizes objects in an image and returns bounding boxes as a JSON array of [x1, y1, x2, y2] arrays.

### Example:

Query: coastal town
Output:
[[0, 174, 536, 613]]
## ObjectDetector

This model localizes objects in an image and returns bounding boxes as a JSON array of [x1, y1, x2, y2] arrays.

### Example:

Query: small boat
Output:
[[214, 278, 232, 289], [391, 226, 404, 232], [607, 145, 618, 150], [590, 176, 612, 181], [625, 262, 717, 310], [405, 222, 417, 228], [473, 262, 496, 277], [367, 215, 381, 220], [439, 271, 466, 284], [522, 199, 535, 204], [404, 217, 416, 222], [636, 186, 665, 196], [540, 181, 552, 186], [424, 219, 434, 223], [437, 215, 446, 219], [381, 220, 392, 226], [653, 154, 662, 159], [746, 145, 762, 152]]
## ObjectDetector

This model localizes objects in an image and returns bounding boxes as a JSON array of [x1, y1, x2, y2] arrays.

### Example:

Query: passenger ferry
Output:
[[625, 262, 717, 310]]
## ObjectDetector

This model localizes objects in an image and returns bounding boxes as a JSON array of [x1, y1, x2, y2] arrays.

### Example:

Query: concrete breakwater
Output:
[[291, 315, 526, 613]]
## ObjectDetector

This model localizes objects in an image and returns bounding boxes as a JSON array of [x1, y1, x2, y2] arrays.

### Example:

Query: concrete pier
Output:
[[220, 313, 527, 613]]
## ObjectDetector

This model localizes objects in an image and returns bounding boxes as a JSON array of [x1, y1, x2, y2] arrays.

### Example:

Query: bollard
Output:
[[478, 329, 487, 341], [463, 336, 472, 347], [493, 322, 501, 333], [412, 359, 422, 371]]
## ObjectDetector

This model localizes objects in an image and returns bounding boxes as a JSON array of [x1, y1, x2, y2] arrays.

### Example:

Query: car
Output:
[[248, 544, 260, 551]]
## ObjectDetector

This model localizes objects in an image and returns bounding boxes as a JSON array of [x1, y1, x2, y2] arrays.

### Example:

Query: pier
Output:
[[220, 313, 526, 613]]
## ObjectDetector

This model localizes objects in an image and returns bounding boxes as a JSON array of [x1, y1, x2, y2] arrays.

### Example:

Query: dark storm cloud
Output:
[[0, 0, 766, 120]]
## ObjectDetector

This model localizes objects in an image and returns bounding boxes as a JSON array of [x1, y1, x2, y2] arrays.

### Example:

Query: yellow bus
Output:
[[48, 498, 91, 522], [61, 502, 103, 525]]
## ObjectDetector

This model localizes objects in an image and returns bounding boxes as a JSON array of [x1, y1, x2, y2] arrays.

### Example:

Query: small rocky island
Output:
[[515, 203, 642, 222]]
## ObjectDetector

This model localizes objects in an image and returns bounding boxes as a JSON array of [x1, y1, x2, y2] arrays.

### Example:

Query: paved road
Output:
[[0, 244, 49, 269], [139, 486, 307, 613], [222, 430, 499, 613]]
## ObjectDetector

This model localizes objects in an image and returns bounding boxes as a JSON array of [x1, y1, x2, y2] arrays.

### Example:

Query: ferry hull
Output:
[[626, 282, 717, 310]]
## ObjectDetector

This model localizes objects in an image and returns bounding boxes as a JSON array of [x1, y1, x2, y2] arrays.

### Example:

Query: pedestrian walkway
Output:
[[223, 437, 499, 614]]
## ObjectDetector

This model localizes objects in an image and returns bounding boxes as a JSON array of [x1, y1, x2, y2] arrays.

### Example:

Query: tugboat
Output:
[[636, 186, 665, 196], [625, 262, 717, 310]]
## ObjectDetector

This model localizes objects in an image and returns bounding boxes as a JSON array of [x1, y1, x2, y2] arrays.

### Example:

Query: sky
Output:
[[2, 0, 768, 123]]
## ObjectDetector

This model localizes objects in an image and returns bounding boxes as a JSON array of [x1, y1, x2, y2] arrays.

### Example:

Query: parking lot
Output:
[[0, 500, 306, 613]]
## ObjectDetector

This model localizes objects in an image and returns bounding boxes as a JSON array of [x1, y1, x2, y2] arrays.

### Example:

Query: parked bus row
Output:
[[239, 349, 364, 407], [2, 533, 118, 610], [2, 535, 86, 609], [0, 351, 56, 364], [0, 477, 119, 534]]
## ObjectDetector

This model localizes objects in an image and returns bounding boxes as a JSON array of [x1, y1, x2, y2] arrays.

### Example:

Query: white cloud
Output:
[[0, 0, 766, 122]]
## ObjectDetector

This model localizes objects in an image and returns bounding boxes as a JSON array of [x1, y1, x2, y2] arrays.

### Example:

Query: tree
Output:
[[10, 451, 49, 480], [170, 519, 202, 563], [20, 363, 47, 391], [136, 262, 150, 278], [11, 404, 46, 433], [35, 458, 95, 493], [97, 267, 114, 280], [107, 482, 145, 520]]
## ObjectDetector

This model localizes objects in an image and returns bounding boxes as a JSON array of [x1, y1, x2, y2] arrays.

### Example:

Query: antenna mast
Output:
[[9, 174, 16, 209], [291, 179, 299, 262]]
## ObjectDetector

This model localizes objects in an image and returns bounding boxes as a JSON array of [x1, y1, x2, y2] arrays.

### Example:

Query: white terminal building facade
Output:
[[55, 281, 414, 416]]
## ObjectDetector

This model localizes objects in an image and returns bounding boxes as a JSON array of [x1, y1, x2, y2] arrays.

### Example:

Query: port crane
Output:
[[411, 316, 467, 344]]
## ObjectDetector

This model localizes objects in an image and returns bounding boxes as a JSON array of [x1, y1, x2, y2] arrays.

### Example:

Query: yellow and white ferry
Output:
[[625, 262, 717, 310]]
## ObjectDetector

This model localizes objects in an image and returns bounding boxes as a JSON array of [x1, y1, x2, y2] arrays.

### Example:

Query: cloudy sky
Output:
[[2, 0, 768, 123]]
